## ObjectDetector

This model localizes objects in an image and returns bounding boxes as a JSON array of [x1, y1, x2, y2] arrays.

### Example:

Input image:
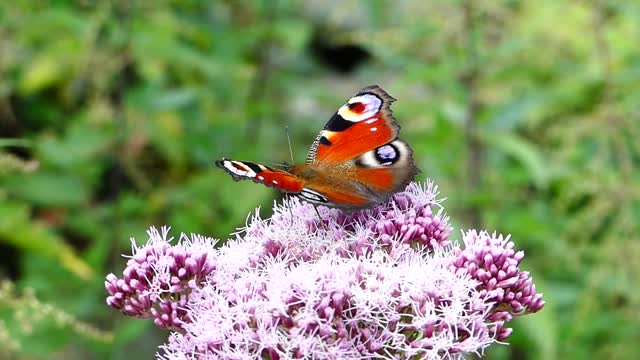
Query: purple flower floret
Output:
[[452, 230, 545, 340], [105, 227, 217, 330], [341, 182, 454, 251], [106, 181, 544, 359]]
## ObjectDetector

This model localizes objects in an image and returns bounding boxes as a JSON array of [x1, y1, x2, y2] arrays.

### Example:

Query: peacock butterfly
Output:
[[216, 85, 419, 210]]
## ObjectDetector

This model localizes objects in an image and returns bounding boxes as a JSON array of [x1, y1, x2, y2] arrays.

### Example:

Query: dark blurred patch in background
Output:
[[308, 28, 371, 73]]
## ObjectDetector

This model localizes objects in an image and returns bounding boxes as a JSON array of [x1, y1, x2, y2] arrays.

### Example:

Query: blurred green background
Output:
[[1, 1, 638, 359]]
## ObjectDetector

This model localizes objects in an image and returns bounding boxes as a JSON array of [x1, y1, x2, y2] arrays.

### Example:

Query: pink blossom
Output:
[[106, 181, 544, 359], [105, 227, 217, 330]]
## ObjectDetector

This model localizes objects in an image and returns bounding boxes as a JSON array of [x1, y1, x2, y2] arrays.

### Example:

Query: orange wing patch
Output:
[[314, 117, 394, 165], [348, 167, 393, 190], [320, 188, 370, 206]]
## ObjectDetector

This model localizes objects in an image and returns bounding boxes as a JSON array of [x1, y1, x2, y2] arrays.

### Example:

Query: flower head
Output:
[[452, 230, 545, 340], [106, 181, 544, 359], [105, 227, 217, 330]]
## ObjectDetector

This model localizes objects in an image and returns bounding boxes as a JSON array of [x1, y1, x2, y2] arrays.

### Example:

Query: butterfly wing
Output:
[[215, 159, 304, 193], [298, 85, 419, 209], [296, 140, 418, 209]]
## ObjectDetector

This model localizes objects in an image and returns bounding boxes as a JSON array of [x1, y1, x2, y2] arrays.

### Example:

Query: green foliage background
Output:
[[1, 1, 638, 359]]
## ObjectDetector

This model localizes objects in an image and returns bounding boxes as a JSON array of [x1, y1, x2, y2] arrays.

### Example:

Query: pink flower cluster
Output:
[[106, 182, 544, 359], [453, 230, 544, 340], [105, 228, 217, 330]]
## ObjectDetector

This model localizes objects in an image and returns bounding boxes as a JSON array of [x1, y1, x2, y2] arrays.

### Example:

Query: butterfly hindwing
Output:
[[292, 139, 417, 209], [215, 159, 304, 193], [351, 139, 418, 192]]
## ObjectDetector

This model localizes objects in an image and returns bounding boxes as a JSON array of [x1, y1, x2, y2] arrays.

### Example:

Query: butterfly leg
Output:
[[312, 204, 323, 222], [286, 194, 295, 223]]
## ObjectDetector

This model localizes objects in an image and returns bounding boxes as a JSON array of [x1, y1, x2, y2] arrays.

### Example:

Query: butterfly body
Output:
[[216, 85, 419, 210]]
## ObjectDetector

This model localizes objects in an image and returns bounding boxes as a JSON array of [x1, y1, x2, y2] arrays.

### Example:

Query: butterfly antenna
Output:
[[285, 126, 294, 164], [313, 205, 323, 222], [263, 161, 289, 168]]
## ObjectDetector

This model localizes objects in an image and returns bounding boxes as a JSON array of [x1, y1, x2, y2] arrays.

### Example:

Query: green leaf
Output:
[[0, 138, 31, 148], [481, 131, 550, 189], [273, 20, 311, 51], [149, 88, 197, 111], [3, 172, 89, 207], [0, 201, 93, 279], [517, 304, 558, 360], [37, 122, 112, 168], [112, 319, 150, 345], [486, 95, 544, 131], [18, 56, 64, 94]]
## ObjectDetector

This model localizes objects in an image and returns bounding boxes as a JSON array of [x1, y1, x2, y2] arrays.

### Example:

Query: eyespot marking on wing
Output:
[[375, 144, 399, 165], [354, 141, 406, 168], [337, 93, 383, 122]]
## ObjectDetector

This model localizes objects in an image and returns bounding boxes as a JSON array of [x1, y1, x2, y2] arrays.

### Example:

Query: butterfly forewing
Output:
[[306, 85, 400, 165], [215, 159, 304, 193]]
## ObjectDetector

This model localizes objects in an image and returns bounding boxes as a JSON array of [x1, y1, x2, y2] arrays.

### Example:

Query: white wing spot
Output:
[[225, 161, 256, 178], [258, 176, 264, 180], [299, 189, 329, 203], [365, 119, 378, 124], [370, 127, 378, 132], [272, 180, 279, 185]]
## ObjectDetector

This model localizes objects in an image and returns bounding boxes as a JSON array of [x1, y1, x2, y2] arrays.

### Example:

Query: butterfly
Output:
[[216, 85, 419, 211]]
